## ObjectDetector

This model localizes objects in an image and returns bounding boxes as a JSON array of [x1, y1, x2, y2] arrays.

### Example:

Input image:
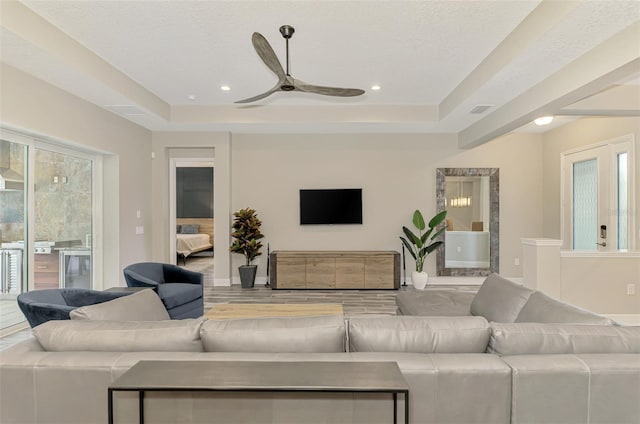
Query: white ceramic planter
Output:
[[411, 271, 429, 290]]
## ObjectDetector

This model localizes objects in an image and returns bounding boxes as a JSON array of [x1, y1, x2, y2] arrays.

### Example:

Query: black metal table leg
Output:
[[405, 391, 409, 424], [108, 389, 114, 424], [393, 392, 397, 424], [139, 391, 144, 424]]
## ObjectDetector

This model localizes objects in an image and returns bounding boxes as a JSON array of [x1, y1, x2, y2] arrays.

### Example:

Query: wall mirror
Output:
[[436, 168, 499, 276]]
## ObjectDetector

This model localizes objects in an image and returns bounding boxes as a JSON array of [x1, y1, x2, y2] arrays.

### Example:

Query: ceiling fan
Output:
[[235, 25, 365, 104]]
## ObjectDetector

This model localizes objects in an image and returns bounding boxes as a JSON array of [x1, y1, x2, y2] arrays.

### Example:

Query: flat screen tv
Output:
[[300, 189, 363, 225]]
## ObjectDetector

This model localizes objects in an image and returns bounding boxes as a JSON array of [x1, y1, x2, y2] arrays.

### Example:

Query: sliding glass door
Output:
[[0, 130, 97, 333], [33, 147, 93, 291], [0, 139, 28, 331]]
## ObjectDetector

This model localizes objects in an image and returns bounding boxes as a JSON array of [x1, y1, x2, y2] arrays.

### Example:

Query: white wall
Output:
[[0, 63, 152, 287], [151, 132, 231, 285], [540, 116, 640, 315], [231, 132, 544, 280]]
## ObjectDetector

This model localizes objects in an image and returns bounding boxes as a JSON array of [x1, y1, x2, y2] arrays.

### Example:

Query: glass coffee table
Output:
[[108, 360, 409, 424]]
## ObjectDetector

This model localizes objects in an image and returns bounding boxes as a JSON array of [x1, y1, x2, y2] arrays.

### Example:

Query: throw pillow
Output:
[[515, 291, 614, 325], [70, 289, 170, 321], [470, 273, 534, 322]]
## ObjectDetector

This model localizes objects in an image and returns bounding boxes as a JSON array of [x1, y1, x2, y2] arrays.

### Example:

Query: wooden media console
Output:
[[269, 250, 400, 290]]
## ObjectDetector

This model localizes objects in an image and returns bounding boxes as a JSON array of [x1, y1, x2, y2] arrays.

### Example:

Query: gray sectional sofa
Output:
[[397, 273, 616, 325], [1, 276, 639, 424]]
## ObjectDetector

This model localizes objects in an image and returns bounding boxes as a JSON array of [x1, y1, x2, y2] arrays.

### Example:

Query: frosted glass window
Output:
[[618, 153, 628, 250], [573, 159, 597, 250]]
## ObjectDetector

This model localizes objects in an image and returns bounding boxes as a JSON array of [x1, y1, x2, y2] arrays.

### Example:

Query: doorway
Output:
[[170, 157, 215, 275]]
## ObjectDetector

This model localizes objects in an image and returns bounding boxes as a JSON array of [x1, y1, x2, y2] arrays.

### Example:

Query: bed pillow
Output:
[[181, 224, 199, 234]]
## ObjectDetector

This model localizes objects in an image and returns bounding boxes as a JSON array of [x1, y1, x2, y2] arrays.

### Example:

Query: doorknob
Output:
[[597, 225, 607, 247]]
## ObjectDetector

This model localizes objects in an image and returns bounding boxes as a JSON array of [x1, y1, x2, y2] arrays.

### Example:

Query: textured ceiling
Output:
[[1, 0, 639, 145]]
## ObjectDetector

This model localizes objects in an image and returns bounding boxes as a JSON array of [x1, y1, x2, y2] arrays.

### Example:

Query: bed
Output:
[[176, 219, 214, 265]]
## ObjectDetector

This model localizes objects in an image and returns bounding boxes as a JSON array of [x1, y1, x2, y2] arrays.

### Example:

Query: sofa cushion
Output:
[[470, 274, 534, 322], [33, 319, 205, 352], [489, 322, 640, 355], [157, 283, 202, 309], [348, 316, 490, 353], [516, 291, 615, 325], [200, 314, 346, 353], [396, 290, 475, 316], [69, 289, 170, 321]]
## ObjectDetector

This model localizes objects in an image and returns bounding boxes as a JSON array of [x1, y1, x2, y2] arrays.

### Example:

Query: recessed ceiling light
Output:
[[220, 85, 231, 91], [371, 85, 381, 91], [187, 95, 196, 101], [534, 116, 554, 126]]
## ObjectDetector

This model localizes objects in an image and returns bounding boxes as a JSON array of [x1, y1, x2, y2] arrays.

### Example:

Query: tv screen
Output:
[[300, 189, 363, 225]]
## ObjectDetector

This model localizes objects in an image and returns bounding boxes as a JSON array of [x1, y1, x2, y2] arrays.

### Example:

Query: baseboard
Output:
[[419, 276, 486, 286], [213, 278, 231, 287], [604, 314, 640, 325]]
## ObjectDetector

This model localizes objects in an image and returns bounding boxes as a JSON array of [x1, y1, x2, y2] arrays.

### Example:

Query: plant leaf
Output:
[[402, 226, 421, 247], [424, 241, 443, 254], [399, 237, 418, 260], [412, 210, 426, 231], [428, 210, 447, 229]]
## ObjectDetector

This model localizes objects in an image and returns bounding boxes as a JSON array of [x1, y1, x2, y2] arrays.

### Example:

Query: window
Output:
[[562, 135, 635, 251]]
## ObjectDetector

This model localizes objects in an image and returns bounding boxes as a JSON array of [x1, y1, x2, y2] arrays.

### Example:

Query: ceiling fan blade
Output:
[[251, 32, 286, 79], [294, 80, 365, 97], [234, 82, 283, 104]]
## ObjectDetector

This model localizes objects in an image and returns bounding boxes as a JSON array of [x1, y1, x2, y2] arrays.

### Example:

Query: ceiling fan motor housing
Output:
[[279, 25, 295, 39]]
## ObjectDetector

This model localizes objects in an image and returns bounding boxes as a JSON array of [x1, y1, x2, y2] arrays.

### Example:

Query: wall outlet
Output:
[[514, 258, 520, 266], [135, 226, 144, 235], [627, 284, 636, 295]]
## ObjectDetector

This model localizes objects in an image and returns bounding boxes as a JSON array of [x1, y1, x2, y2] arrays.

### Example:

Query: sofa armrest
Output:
[[18, 302, 75, 327]]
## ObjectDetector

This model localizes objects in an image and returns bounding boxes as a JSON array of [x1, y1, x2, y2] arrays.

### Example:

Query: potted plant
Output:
[[400, 209, 447, 289], [230, 207, 264, 288]]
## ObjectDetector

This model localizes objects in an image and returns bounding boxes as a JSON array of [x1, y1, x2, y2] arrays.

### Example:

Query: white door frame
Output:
[[169, 157, 215, 265], [560, 134, 636, 252]]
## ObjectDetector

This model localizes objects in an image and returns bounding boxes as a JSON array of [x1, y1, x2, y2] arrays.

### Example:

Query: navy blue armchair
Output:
[[17, 288, 132, 328], [123, 262, 204, 319]]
